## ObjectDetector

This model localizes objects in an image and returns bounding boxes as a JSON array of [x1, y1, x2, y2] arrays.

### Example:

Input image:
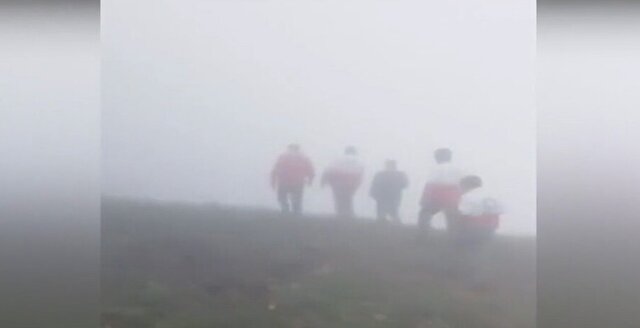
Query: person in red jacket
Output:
[[419, 148, 464, 235], [271, 144, 315, 215]]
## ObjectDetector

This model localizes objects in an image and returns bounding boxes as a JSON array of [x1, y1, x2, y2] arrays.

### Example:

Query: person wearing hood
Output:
[[322, 146, 365, 217]]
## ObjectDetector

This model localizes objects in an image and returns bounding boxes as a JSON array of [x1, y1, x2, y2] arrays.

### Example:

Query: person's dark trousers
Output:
[[332, 188, 354, 217], [376, 199, 401, 223], [278, 185, 304, 215], [418, 205, 439, 231], [418, 204, 458, 234]]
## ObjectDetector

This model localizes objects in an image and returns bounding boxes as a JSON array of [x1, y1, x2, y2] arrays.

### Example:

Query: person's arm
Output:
[[270, 157, 281, 189], [420, 183, 431, 207], [369, 174, 379, 199], [354, 164, 365, 189], [306, 157, 315, 186], [483, 198, 503, 215], [458, 195, 476, 216]]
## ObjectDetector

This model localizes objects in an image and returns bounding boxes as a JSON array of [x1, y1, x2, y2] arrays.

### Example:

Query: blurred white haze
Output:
[[103, 0, 535, 235]]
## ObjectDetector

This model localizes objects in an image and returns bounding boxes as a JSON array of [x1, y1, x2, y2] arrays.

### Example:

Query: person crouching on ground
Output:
[[322, 146, 365, 218], [271, 144, 315, 215], [445, 175, 503, 286], [456, 175, 502, 247], [370, 160, 409, 224], [418, 148, 464, 235]]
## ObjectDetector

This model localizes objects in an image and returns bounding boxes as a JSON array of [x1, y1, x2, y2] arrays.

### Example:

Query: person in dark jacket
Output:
[[370, 160, 409, 223]]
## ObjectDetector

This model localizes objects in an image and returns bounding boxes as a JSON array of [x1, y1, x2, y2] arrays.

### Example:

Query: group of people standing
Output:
[[270, 145, 365, 217], [270, 144, 502, 244]]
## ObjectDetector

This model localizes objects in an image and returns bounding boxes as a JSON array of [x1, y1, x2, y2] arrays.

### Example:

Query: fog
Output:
[[103, 0, 535, 235], [0, 4, 99, 223], [538, 5, 640, 327], [0, 3, 99, 327]]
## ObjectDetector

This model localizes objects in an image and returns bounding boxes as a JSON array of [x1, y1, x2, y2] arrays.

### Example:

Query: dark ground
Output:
[[102, 198, 535, 328]]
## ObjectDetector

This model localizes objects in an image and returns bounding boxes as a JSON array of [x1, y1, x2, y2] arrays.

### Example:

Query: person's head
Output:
[[460, 175, 482, 192], [434, 148, 452, 164], [288, 144, 301, 153], [345, 146, 357, 156], [385, 160, 397, 171]]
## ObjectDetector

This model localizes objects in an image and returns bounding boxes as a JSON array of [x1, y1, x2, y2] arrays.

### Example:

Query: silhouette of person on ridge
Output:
[[271, 144, 315, 215], [370, 160, 409, 224], [322, 146, 364, 218], [419, 148, 464, 235]]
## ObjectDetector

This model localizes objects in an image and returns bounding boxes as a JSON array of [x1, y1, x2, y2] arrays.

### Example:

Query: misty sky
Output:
[[103, 0, 536, 235], [1, 6, 99, 222]]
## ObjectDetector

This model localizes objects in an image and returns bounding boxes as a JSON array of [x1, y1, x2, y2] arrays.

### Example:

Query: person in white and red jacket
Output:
[[418, 148, 464, 234], [271, 144, 315, 215], [322, 146, 364, 218], [456, 175, 503, 247]]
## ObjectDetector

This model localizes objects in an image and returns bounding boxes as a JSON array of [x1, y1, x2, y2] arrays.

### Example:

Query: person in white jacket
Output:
[[419, 148, 464, 234], [456, 175, 503, 246], [322, 146, 365, 217]]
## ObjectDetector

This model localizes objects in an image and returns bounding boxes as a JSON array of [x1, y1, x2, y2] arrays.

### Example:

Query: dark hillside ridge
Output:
[[102, 198, 535, 328]]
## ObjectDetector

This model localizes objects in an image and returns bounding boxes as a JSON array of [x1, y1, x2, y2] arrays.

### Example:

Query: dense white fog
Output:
[[0, 7, 99, 222], [538, 7, 640, 327], [0, 5, 100, 327], [103, 0, 535, 235]]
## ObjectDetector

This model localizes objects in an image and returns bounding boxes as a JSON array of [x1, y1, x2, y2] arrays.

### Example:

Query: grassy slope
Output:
[[102, 198, 535, 328]]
